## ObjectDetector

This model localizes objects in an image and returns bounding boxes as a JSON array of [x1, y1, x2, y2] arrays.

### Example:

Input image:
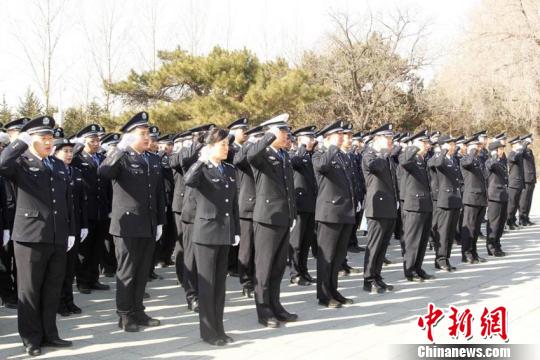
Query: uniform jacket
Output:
[[72, 150, 108, 221], [0, 139, 75, 245], [290, 144, 317, 213], [233, 142, 257, 219], [486, 156, 509, 203], [429, 149, 462, 209], [312, 145, 355, 224], [460, 151, 488, 207], [398, 146, 433, 213], [522, 148, 536, 184], [99, 147, 166, 238], [247, 133, 296, 227], [184, 160, 240, 245], [507, 150, 525, 190], [361, 149, 397, 219]]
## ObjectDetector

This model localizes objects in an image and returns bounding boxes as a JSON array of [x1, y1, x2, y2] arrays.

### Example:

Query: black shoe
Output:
[[1, 296, 17, 309], [227, 270, 239, 277], [26, 344, 41, 356], [347, 266, 361, 274], [258, 317, 280, 328], [376, 279, 394, 291], [134, 312, 161, 327], [242, 286, 254, 298], [58, 306, 71, 317], [508, 223, 516, 230], [435, 261, 451, 272], [303, 273, 315, 283], [461, 255, 476, 264], [188, 300, 199, 313], [338, 270, 349, 277], [405, 274, 424, 282], [290, 276, 311, 286], [67, 303, 82, 314], [42, 337, 72, 347], [348, 244, 362, 253], [383, 258, 392, 266], [143, 292, 151, 299], [363, 281, 385, 294], [149, 271, 163, 281], [318, 299, 343, 308], [103, 272, 115, 278], [220, 334, 234, 343], [204, 337, 226, 346], [275, 311, 298, 322], [118, 315, 140, 332], [77, 284, 92, 294], [157, 261, 169, 268], [417, 270, 435, 280], [526, 220, 535, 226], [90, 282, 110, 290], [337, 297, 354, 304], [474, 255, 487, 263], [493, 251, 504, 257]]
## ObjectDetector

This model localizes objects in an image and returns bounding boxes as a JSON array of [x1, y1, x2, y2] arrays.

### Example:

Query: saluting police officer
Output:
[[289, 125, 318, 286], [0, 117, 30, 309], [399, 130, 434, 282], [485, 140, 508, 257], [52, 131, 88, 317], [429, 135, 462, 271], [313, 120, 357, 308], [506, 136, 525, 230], [247, 113, 297, 328], [460, 135, 488, 263], [0, 116, 76, 356], [362, 124, 397, 294], [184, 127, 240, 346], [99, 112, 165, 332], [519, 134, 536, 226], [156, 133, 176, 267], [72, 124, 110, 293], [232, 124, 261, 297]]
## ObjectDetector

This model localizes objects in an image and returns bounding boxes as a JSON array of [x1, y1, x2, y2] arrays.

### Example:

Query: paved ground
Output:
[[1, 191, 539, 359]]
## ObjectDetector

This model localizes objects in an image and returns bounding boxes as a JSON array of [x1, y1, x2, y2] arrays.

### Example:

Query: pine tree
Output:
[[16, 89, 43, 118]]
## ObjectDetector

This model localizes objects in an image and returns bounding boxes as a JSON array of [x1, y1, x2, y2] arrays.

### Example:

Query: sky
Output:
[[0, 0, 481, 116]]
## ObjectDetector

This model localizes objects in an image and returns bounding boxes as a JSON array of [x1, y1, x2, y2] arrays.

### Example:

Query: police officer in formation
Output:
[[1, 110, 537, 354]]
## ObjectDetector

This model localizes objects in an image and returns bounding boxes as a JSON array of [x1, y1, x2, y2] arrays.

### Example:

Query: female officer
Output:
[[184, 128, 240, 346]]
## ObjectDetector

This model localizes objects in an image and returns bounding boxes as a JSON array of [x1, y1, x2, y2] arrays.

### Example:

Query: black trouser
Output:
[[0, 239, 16, 300], [77, 219, 107, 286], [182, 221, 198, 305], [316, 222, 353, 303], [364, 218, 395, 282], [507, 187, 522, 224], [348, 210, 362, 247], [14, 242, 66, 347], [519, 183, 535, 223], [402, 211, 431, 276], [434, 208, 460, 263], [461, 205, 484, 258], [430, 201, 439, 246], [195, 243, 229, 341], [289, 212, 315, 279], [394, 207, 403, 239], [238, 218, 255, 289], [157, 207, 176, 265], [228, 244, 239, 274], [253, 222, 290, 321], [114, 236, 155, 316], [60, 236, 81, 309], [487, 201, 507, 252], [101, 218, 116, 274], [173, 213, 184, 284]]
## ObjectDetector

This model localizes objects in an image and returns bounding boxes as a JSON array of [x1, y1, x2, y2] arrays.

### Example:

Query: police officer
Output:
[[0, 117, 30, 309], [519, 134, 536, 226], [99, 112, 165, 332], [460, 135, 488, 263], [0, 116, 75, 356], [485, 141, 508, 257], [506, 136, 525, 230], [184, 127, 240, 346], [53, 135, 88, 317], [313, 120, 357, 308], [349, 131, 367, 252], [147, 125, 164, 281], [233, 125, 261, 297], [72, 124, 110, 293], [178, 124, 213, 312], [362, 124, 397, 294], [399, 130, 434, 281], [288, 125, 317, 286], [429, 135, 462, 271], [247, 113, 297, 328], [156, 133, 176, 267]]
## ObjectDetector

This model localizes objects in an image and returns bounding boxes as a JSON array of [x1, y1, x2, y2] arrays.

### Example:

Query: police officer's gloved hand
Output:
[[2, 230, 10, 246], [18, 131, 32, 146], [155, 225, 163, 241], [233, 235, 240, 247], [67, 236, 75, 252], [290, 219, 297, 232], [117, 133, 136, 151], [80, 228, 89, 242]]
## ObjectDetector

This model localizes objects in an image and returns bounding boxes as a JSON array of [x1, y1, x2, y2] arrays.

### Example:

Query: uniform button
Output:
[[225, 185, 229, 188], [24, 213, 28, 217], [149, 195, 152, 198], [50, 177, 53, 181], [53, 199, 56, 203], [225, 199, 229, 203], [52, 188, 55, 192], [379, 197, 383, 200], [54, 210, 57, 214], [126, 212, 130, 215], [416, 194, 419, 197], [331, 200, 335, 204], [148, 185, 151, 188], [225, 213, 229, 217], [266, 199, 269, 203]]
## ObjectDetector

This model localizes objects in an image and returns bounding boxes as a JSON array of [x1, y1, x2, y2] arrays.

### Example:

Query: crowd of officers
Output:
[[0, 112, 536, 355]]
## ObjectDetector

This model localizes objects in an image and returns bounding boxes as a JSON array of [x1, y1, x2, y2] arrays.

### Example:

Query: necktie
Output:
[[218, 163, 224, 175], [92, 154, 100, 166], [43, 157, 52, 171]]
